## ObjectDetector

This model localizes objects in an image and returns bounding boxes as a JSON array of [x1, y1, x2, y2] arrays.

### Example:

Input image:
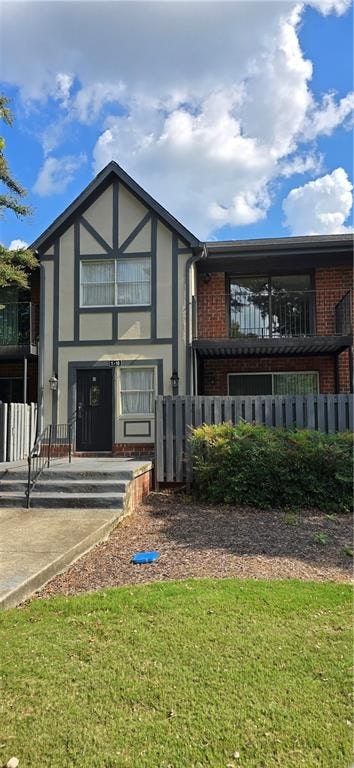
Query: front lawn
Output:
[[1, 579, 352, 767]]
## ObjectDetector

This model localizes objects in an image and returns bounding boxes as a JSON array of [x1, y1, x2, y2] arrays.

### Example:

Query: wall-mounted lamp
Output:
[[49, 373, 58, 391], [170, 369, 179, 396], [201, 272, 211, 284]]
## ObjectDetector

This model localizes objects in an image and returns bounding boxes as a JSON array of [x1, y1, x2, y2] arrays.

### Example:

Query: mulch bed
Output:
[[36, 492, 353, 599]]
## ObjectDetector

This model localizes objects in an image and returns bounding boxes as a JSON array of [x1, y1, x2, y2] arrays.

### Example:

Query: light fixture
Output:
[[49, 373, 58, 391], [201, 272, 211, 284], [170, 369, 179, 396]]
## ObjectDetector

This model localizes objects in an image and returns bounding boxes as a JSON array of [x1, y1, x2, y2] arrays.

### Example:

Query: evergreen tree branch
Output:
[[0, 96, 13, 127], [0, 194, 32, 218], [0, 155, 26, 196], [0, 244, 38, 289]]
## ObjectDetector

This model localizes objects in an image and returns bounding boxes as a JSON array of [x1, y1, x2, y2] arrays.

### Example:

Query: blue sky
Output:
[[0, 0, 353, 248]]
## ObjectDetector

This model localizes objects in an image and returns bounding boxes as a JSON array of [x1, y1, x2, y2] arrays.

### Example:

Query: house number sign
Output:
[[109, 360, 122, 367]]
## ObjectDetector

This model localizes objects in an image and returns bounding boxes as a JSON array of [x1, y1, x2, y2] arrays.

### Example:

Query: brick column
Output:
[[197, 273, 227, 338]]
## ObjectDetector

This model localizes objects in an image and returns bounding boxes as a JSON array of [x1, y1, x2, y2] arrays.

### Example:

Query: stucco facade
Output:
[[35, 163, 198, 453]]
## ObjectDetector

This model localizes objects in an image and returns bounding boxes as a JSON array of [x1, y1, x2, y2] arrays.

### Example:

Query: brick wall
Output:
[[197, 267, 353, 340], [202, 356, 338, 395], [315, 266, 352, 335], [112, 443, 155, 459], [197, 273, 226, 338], [195, 266, 352, 393]]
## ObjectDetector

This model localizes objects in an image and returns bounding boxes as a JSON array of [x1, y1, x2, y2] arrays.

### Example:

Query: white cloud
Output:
[[55, 73, 74, 107], [303, 91, 354, 140], [306, 0, 352, 14], [1, 0, 353, 234], [279, 153, 323, 177], [72, 82, 126, 123], [33, 154, 87, 196], [9, 239, 29, 251], [282, 168, 353, 234]]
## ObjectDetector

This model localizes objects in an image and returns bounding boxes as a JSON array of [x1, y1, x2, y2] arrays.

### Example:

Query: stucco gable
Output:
[[31, 161, 200, 253]]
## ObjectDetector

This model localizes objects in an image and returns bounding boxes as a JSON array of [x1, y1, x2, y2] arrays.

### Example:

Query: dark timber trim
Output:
[[79, 305, 152, 314], [150, 216, 157, 340], [119, 211, 151, 253], [80, 216, 113, 254], [52, 239, 60, 424], [123, 420, 152, 438], [74, 221, 80, 341], [37, 262, 46, 432], [113, 178, 119, 251], [172, 233, 179, 391], [59, 338, 172, 347], [112, 312, 118, 341]]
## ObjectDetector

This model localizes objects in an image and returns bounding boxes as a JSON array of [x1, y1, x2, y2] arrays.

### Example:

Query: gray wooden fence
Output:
[[155, 394, 353, 484], [0, 403, 37, 463]]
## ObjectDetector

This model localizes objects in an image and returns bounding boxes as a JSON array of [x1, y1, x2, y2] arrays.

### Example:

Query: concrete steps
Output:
[[0, 458, 152, 510], [30, 491, 126, 509]]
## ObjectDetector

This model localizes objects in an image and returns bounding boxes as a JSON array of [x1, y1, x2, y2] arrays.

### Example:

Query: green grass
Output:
[[0, 580, 352, 768]]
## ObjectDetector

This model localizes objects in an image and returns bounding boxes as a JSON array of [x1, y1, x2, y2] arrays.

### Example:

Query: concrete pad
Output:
[[0, 507, 121, 609]]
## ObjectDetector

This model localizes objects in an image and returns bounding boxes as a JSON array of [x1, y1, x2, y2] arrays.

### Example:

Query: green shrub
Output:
[[190, 421, 353, 512]]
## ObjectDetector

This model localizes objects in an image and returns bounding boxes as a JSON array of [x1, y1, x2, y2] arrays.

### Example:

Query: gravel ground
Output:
[[36, 492, 353, 599]]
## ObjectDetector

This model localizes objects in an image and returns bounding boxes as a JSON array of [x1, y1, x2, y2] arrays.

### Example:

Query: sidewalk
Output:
[[0, 506, 121, 609]]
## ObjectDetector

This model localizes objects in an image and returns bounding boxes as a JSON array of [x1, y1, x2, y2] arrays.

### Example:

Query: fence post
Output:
[[155, 396, 164, 490]]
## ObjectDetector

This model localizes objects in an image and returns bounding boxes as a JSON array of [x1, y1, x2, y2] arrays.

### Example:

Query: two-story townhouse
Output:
[[32, 161, 200, 456], [0, 270, 39, 403], [31, 161, 353, 456]]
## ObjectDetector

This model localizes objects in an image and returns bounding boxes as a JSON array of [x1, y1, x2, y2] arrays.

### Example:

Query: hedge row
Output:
[[190, 421, 353, 512]]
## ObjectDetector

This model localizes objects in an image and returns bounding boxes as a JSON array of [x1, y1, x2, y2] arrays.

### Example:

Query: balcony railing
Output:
[[0, 302, 37, 347], [229, 289, 313, 338], [335, 290, 352, 336], [193, 289, 353, 340]]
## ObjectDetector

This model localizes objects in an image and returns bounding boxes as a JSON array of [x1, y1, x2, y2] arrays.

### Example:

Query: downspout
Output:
[[185, 244, 208, 395]]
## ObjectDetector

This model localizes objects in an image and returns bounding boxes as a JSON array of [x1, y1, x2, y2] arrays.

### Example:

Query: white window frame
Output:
[[227, 371, 320, 396], [79, 258, 151, 309], [119, 366, 156, 417], [80, 259, 116, 308]]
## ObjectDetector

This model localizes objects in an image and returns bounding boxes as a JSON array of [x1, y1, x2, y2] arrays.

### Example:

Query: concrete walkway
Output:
[[0, 506, 121, 609], [0, 457, 152, 608]]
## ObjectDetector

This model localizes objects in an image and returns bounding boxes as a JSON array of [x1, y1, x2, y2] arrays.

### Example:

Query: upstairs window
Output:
[[81, 261, 115, 306], [80, 258, 151, 307], [117, 259, 151, 306]]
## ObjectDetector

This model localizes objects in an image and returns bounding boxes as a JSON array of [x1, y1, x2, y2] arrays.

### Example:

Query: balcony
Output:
[[192, 289, 353, 358], [0, 302, 38, 359]]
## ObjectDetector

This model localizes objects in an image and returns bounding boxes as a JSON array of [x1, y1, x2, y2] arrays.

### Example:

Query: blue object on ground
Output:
[[131, 550, 160, 564]]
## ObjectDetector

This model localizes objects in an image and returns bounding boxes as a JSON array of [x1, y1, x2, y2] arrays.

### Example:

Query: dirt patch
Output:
[[37, 492, 353, 598]]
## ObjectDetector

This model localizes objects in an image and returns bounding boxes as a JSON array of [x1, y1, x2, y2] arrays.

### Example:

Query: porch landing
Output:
[[0, 457, 152, 608]]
